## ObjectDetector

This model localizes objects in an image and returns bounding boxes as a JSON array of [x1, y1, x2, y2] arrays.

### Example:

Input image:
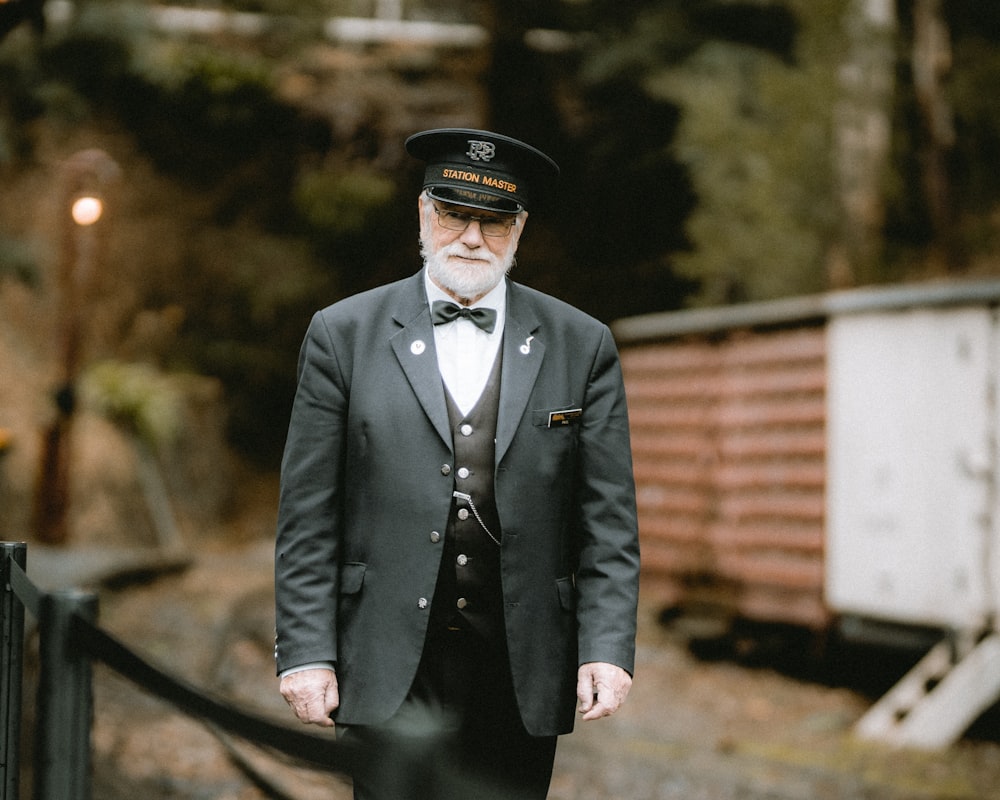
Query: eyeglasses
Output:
[[432, 204, 517, 238]]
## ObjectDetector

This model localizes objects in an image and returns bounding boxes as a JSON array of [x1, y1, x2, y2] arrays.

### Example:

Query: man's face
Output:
[[419, 194, 526, 302]]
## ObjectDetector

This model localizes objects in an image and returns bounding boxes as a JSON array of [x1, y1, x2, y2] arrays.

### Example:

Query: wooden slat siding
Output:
[[623, 341, 720, 608], [738, 590, 829, 629], [706, 522, 824, 552], [714, 551, 825, 589], [716, 493, 825, 522], [622, 326, 831, 629], [713, 327, 827, 627], [714, 461, 826, 490]]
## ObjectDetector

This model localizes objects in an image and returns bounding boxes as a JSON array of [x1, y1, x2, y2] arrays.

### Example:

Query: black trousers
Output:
[[342, 625, 558, 800]]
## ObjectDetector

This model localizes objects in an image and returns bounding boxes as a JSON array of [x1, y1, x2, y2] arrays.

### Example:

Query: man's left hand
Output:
[[576, 662, 632, 721]]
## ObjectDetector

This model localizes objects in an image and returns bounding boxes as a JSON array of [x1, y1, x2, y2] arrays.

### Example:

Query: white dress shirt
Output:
[[423, 270, 506, 415]]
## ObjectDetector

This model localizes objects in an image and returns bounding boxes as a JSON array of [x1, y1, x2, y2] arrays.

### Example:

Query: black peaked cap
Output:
[[405, 128, 560, 213]]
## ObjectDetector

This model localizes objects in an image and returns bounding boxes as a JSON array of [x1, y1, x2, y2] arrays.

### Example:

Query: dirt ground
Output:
[[17, 522, 1000, 800]]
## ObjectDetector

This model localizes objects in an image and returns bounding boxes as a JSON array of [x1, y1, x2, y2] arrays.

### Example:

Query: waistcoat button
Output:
[[456, 597, 468, 609], [457, 467, 470, 479], [460, 424, 473, 436], [457, 508, 469, 520]]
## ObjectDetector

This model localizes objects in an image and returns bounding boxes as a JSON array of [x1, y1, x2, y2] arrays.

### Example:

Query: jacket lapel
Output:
[[389, 274, 453, 451], [496, 282, 544, 464]]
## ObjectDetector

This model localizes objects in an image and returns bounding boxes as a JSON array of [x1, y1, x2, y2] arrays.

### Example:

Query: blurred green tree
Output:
[[564, 0, 1000, 302], [7, 0, 1000, 464], [563, 0, 841, 306]]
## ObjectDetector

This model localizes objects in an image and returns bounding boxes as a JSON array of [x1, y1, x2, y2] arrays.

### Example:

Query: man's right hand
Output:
[[280, 667, 339, 727]]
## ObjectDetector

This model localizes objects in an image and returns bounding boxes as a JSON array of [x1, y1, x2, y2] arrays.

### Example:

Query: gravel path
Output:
[[22, 540, 997, 800]]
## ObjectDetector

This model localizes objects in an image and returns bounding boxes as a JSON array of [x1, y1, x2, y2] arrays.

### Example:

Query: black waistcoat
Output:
[[430, 347, 504, 640]]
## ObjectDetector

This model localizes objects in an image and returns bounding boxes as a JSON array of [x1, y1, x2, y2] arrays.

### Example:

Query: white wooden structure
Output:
[[826, 286, 1000, 748], [614, 278, 1000, 748]]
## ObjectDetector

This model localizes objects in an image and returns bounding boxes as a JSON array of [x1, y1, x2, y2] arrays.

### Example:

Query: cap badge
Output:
[[466, 140, 496, 162]]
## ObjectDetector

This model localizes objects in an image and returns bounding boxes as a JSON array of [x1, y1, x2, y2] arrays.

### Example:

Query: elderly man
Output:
[[275, 129, 639, 799]]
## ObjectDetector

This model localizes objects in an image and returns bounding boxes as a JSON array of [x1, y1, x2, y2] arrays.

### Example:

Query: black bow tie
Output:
[[431, 300, 498, 334]]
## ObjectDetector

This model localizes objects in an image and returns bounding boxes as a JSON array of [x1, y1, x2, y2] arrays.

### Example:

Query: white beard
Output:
[[421, 234, 515, 301]]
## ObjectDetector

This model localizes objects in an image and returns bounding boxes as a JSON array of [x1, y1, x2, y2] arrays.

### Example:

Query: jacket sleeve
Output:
[[574, 325, 640, 674], [274, 311, 348, 674]]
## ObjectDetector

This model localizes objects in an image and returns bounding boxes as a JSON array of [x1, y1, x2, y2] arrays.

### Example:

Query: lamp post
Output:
[[32, 149, 120, 545]]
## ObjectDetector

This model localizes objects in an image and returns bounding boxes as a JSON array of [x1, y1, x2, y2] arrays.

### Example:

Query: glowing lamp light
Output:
[[71, 195, 103, 226]]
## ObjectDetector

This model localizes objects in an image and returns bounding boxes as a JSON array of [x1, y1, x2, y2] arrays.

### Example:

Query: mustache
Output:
[[438, 243, 492, 262]]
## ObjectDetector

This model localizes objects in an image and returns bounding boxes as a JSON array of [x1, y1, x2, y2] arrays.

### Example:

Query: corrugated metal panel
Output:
[[625, 339, 718, 611], [622, 325, 830, 629]]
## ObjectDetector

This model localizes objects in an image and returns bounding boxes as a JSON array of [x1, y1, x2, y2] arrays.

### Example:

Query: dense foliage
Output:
[[4, 0, 1000, 463]]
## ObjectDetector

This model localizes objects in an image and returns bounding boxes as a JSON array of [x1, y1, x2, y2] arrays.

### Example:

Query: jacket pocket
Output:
[[340, 562, 367, 595], [532, 406, 583, 428], [555, 576, 577, 611]]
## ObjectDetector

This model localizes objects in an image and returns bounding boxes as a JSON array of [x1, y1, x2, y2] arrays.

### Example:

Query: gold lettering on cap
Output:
[[482, 176, 517, 193], [443, 168, 482, 184]]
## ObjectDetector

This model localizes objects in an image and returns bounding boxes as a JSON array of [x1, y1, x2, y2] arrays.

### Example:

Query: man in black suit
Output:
[[275, 129, 639, 799]]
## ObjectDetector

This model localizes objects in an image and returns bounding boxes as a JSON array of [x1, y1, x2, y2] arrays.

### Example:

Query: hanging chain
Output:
[[453, 490, 500, 546]]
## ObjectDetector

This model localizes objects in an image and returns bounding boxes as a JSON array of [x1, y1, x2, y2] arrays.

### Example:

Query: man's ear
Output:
[[417, 195, 430, 235], [512, 211, 529, 247]]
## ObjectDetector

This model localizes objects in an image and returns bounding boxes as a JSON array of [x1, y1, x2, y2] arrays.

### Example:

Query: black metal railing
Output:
[[0, 541, 513, 800], [0, 541, 354, 800]]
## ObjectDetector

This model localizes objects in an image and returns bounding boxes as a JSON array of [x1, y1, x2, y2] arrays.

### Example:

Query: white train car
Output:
[[612, 278, 1000, 748]]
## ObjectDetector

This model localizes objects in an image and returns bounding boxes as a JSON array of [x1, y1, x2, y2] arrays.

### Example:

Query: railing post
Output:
[[1, 542, 27, 800], [34, 589, 97, 800]]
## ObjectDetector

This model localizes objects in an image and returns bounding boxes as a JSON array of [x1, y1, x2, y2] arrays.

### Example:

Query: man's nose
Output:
[[460, 219, 486, 245]]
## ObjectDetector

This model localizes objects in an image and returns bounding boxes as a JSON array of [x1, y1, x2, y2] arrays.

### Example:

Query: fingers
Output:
[[577, 668, 596, 715], [280, 667, 339, 728], [577, 662, 632, 721]]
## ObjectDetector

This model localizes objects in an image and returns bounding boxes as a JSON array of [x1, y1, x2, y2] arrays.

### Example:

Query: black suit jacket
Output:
[[274, 270, 639, 736]]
